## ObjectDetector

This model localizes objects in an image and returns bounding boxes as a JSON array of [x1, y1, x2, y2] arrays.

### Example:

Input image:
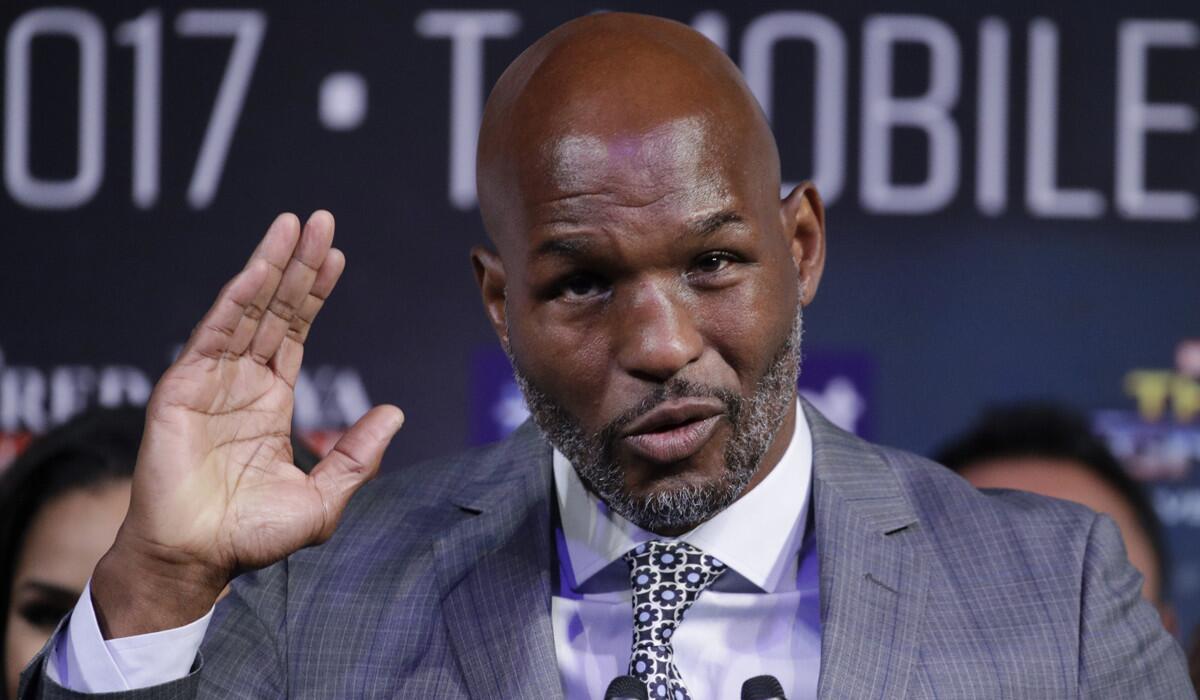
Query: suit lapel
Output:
[[805, 404, 929, 699], [431, 405, 930, 698], [434, 423, 564, 699]]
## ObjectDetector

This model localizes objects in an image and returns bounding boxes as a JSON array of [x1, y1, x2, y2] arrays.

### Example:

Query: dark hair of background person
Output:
[[0, 406, 320, 700], [933, 402, 1170, 601], [0, 407, 142, 700]]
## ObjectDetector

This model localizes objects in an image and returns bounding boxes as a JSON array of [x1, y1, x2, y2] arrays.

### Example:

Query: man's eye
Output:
[[692, 252, 735, 275], [559, 274, 607, 300]]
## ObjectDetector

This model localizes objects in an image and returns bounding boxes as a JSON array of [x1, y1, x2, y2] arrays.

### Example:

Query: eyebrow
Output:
[[534, 236, 593, 259], [532, 209, 745, 259], [688, 210, 744, 237]]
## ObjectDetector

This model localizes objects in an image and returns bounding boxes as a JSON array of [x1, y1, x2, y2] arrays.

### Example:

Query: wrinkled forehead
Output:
[[532, 116, 731, 212]]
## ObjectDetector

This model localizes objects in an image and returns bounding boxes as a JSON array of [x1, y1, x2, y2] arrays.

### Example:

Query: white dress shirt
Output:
[[49, 400, 820, 697], [552, 400, 820, 699]]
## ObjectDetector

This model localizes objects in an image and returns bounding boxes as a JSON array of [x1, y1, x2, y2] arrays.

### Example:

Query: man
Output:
[[935, 403, 1179, 635], [18, 12, 1193, 699]]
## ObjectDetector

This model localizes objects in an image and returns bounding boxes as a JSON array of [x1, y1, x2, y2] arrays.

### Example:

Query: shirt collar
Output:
[[553, 399, 813, 593]]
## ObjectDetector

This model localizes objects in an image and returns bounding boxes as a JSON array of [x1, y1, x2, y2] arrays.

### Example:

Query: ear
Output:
[[780, 181, 826, 306], [470, 246, 509, 350]]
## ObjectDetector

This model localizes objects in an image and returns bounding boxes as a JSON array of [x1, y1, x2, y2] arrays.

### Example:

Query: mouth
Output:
[[620, 397, 725, 464]]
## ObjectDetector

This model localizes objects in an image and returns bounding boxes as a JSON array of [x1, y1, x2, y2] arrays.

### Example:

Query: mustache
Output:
[[596, 379, 743, 444]]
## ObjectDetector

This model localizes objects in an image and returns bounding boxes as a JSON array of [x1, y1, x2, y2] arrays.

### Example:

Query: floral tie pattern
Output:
[[624, 540, 728, 700]]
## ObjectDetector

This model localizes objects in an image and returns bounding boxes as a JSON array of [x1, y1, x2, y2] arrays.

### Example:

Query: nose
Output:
[[615, 280, 703, 383]]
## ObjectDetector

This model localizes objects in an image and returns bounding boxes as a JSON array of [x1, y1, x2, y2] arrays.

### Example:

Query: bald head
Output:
[[476, 13, 781, 251]]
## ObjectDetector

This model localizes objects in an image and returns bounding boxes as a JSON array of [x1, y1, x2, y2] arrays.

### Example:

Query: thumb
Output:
[[309, 404, 404, 542]]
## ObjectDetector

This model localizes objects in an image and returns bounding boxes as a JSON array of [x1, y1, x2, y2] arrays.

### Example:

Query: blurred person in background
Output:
[[935, 402, 1177, 635], [0, 408, 318, 700], [0, 408, 140, 700]]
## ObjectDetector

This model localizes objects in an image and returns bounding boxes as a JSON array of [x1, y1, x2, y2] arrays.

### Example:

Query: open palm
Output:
[[115, 211, 403, 594]]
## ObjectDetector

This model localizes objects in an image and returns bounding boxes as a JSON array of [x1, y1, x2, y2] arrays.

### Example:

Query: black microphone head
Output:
[[604, 675, 649, 700], [741, 674, 787, 700]]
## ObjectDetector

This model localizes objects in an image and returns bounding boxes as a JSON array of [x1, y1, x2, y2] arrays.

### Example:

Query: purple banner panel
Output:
[[798, 349, 875, 440]]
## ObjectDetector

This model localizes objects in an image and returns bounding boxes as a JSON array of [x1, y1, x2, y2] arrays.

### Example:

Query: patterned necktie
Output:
[[624, 540, 728, 700]]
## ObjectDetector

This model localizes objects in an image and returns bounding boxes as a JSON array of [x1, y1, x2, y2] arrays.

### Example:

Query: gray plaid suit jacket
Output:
[[20, 403, 1194, 698]]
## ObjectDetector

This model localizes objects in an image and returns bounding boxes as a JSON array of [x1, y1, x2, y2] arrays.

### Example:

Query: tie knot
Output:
[[624, 540, 727, 597]]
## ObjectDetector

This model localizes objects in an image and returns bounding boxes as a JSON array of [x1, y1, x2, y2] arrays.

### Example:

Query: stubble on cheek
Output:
[[508, 296, 803, 533]]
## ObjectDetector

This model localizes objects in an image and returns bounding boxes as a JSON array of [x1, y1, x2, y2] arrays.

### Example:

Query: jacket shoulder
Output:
[[328, 435, 526, 547], [294, 422, 549, 563], [876, 442, 1099, 544], [873, 444, 1103, 645]]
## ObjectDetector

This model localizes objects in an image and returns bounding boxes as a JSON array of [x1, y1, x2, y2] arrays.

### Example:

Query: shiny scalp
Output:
[[475, 12, 782, 254]]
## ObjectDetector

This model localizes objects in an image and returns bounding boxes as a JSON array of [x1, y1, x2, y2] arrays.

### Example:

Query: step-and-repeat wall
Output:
[[3, 1, 1198, 638]]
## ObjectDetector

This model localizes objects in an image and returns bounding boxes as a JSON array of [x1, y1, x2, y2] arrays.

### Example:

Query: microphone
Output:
[[741, 675, 787, 700], [604, 675, 648, 700]]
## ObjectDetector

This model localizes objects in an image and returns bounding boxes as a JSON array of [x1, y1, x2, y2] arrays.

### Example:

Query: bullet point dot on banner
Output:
[[319, 71, 368, 131]]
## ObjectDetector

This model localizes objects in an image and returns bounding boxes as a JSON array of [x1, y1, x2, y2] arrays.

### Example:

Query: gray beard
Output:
[[509, 301, 803, 533]]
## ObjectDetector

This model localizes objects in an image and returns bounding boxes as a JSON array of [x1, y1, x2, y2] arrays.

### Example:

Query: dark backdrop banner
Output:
[[2, 0, 1198, 639]]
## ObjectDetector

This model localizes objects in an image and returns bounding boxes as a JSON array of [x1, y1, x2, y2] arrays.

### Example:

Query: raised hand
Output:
[[92, 211, 403, 638]]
